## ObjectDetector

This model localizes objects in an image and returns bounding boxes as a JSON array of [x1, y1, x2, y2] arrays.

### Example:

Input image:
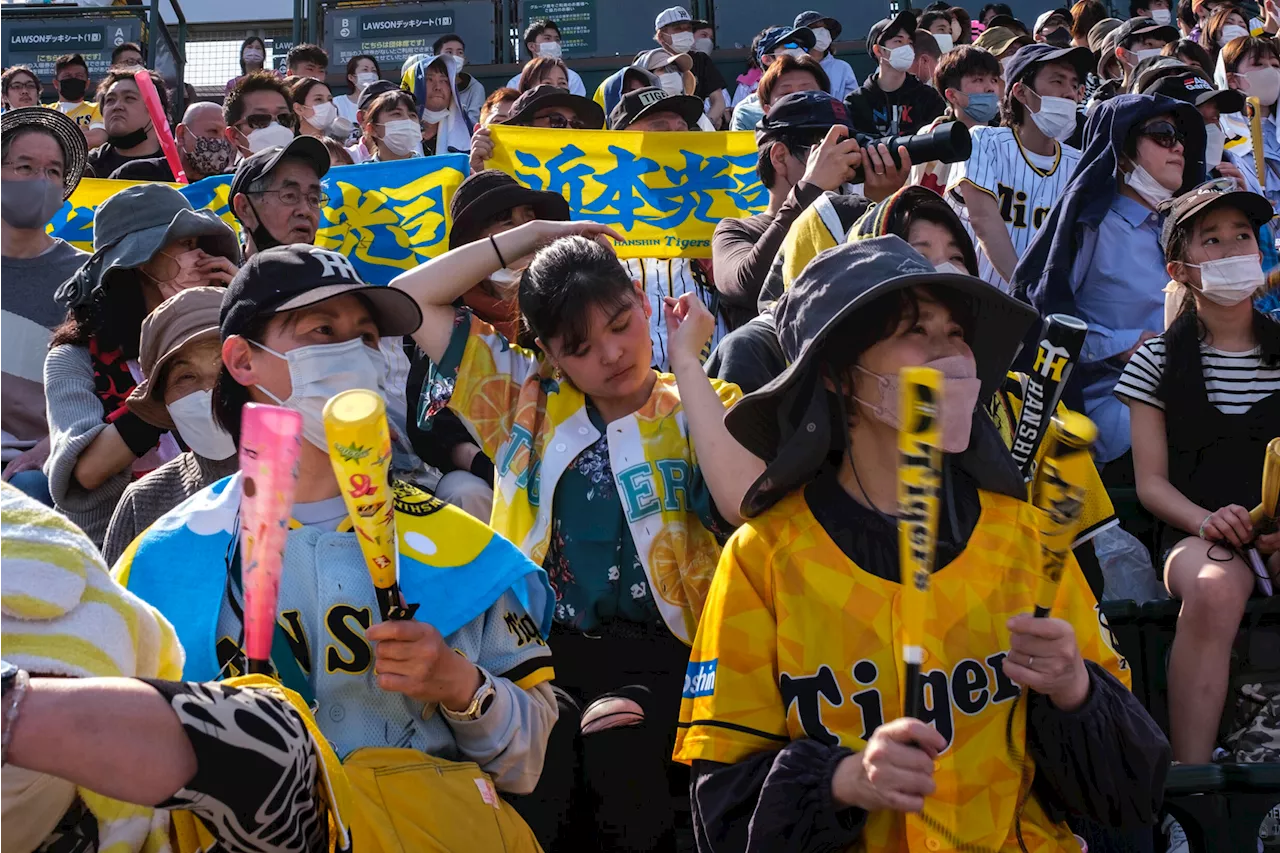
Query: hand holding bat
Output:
[[1028, 412, 1098, 617], [1010, 314, 1088, 482]]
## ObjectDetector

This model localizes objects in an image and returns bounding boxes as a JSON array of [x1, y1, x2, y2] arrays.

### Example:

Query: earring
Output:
[[554, 366, 563, 380]]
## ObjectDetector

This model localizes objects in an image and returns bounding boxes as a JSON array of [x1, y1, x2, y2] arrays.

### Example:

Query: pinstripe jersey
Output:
[[946, 126, 1081, 292], [624, 257, 728, 371]]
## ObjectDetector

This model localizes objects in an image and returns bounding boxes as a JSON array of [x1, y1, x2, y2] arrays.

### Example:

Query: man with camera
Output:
[[846, 10, 947, 139], [946, 43, 1091, 291]]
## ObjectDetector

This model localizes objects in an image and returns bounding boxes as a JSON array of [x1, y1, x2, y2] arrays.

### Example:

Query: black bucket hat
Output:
[[504, 84, 605, 129], [449, 169, 569, 249], [0, 106, 88, 200], [725, 235, 1037, 516]]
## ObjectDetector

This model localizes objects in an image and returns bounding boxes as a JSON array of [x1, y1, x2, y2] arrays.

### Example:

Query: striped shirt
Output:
[[946, 125, 1081, 291], [1114, 335, 1280, 413], [623, 257, 727, 372]]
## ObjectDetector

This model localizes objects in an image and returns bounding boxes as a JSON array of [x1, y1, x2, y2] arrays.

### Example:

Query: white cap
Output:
[[655, 6, 692, 29], [1034, 9, 1068, 33]]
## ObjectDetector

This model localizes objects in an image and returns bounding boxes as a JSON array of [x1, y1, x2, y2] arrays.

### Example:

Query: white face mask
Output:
[[167, 388, 237, 460], [253, 337, 386, 449], [1243, 67, 1280, 107], [537, 40, 562, 59], [669, 31, 696, 53], [245, 121, 295, 153], [421, 106, 451, 124], [380, 118, 423, 156], [243, 48, 265, 64], [658, 72, 684, 95], [2, 765, 77, 853], [1026, 92, 1078, 140], [1124, 162, 1176, 206], [934, 261, 967, 275], [811, 27, 832, 52], [694, 36, 714, 54], [1127, 47, 1164, 66], [1151, 8, 1172, 25], [933, 32, 955, 53], [1186, 254, 1265, 305], [489, 265, 525, 296], [1204, 122, 1226, 166], [883, 43, 916, 71], [1219, 24, 1250, 45], [307, 101, 337, 129], [355, 71, 379, 92]]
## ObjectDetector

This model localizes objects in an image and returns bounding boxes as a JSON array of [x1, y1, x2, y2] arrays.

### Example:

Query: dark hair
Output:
[[979, 3, 1014, 21], [1220, 34, 1280, 72], [1002, 61, 1068, 126], [913, 29, 944, 59], [212, 313, 271, 441], [1072, 0, 1108, 41], [952, 6, 974, 43], [287, 75, 329, 106], [53, 54, 88, 77], [935, 44, 1002, 96], [480, 86, 520, 124], [756, 130, 823, 189], [238, 37, 266, 75], [49, 272, 149, 358], [901, 206, 981, 276], [95, 68, 170, 116], [1178, 0, 1198, 32], [287, 43, 329, 73], [747, 29, 768, 71], [757, 54, 830, 108], [919, 11, 952, 32], [432, 34, 465, 54], [518, 57, 569, 92], [1200, 4, 1249, 57], [523, 19, 560, 53], [1164, 38, 1214, 75], [518, 236, 639, 354], [2, 65, 40, 97], [321, 135, 354, 165], [365, 89, 416, 125], [225, 71, 292, 127], [0, 124, 61, 165], [345, 53, 380, 84], [111, 42, 144, 64]]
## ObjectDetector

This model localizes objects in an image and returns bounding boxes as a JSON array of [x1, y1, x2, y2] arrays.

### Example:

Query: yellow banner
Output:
[[487, 126, 767, 259]]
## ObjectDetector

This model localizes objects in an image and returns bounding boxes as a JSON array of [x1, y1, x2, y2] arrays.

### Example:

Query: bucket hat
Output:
[[126, 286, 224, 430], [0, 106, 88, 200]]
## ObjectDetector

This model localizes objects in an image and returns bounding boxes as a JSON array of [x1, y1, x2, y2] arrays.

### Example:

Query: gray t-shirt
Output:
[[1, 239, 87, 461]]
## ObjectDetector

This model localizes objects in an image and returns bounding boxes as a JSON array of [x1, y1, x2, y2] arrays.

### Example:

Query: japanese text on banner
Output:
[[47, 155, 469, 285], [486, 126, 767, 259]]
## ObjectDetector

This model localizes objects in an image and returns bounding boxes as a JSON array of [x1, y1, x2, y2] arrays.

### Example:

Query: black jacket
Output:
[[844, 71, 947, 140]]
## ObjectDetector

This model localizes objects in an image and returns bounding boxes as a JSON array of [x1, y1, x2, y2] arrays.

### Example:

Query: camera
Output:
[[852, 121, 973, 182]]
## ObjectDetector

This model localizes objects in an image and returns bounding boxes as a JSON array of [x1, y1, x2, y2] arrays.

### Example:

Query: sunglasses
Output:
[[242, 112, 297, 130], [1140, 120, 1184, 149], [533, 113, 587, 129]]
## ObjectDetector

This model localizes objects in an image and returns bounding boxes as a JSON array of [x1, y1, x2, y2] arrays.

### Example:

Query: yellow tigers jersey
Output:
[[987, 371, 1117, 545], [674, 487, 1129, 853], [46, 100, 103, 131]]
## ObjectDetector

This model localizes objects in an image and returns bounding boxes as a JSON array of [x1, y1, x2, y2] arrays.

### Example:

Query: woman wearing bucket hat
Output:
[[101, 287, 239, 564], [43, 183, 240, 546], [393, 220, 765, 851], [674, 236, 1170, 851]]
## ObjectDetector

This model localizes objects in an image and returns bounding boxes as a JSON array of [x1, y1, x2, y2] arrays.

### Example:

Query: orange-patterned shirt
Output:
[[674, 486, 1129, 852]]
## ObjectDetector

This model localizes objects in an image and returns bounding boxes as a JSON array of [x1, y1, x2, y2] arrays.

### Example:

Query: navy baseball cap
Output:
[[357, 79, 401, 113], [794, 10, 842, 41], [756, 91, 853, 142], [758, 25, 816, 59], [1114, 16, 1179, 49], [1002, 43, 1093, 85], [1141, 64, 1245, 113], [866, 10, 916, 57], [229, 135, 330, 211], [608, 87, 704, 130], [220, 244, 423, 339]]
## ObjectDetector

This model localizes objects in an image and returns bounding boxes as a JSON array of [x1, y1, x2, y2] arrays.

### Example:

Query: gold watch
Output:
[[441, 670, 495, 722]]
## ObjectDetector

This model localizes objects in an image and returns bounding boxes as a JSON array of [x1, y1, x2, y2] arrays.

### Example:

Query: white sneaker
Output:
[[1163, 814, 1189, 853]]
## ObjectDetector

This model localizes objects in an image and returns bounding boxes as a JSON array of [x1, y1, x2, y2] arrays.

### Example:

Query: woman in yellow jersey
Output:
[[675, 236, 1170, 852], [393, 221, 764, 851]]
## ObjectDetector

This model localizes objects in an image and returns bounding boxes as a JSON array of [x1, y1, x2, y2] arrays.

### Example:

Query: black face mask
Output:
[[108, 124, 151, 150], [245, 198, 285, 252], [57, 77, 88, 100], [1043, 27, 1072, 47]]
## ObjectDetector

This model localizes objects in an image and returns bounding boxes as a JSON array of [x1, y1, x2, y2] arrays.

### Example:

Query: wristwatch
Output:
[[440, 669, 495, 722]]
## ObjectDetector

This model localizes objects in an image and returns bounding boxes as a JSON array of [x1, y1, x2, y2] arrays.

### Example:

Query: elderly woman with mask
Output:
[[44, 184, 239, 546], [101, 287, 238, 563]]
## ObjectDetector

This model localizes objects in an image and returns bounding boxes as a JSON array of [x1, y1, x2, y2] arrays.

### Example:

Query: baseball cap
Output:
[[449, 169, 569, 250], [635, 46, 694, 73], [794, 10, 842, 41], [724, 235, 1037, 516], [1096, 29, 1125, 78], [756, 91, 853, 143], [229, 135, 329, 209], [1114, 16, 1179, 49], [1141, 63, 1246, 113], [357, 79, 401, 113], [608, 86, 704, 130], [220, 244, 423, 339], [0, 106, 88, 200], [1003, 43, 1093, 86], [1158, 178, 1274, 252], [503, 84, 605, 128], [655, 6, 691, 29], [1087, 18, 1123, 53], [867, 10, 916, 56], [973, 25, 1032, 56], [1034, 8, 1071, 33], [758, 25, 817, 58], [127, 286, 224, 430], [986, 14, 1029, 35]]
